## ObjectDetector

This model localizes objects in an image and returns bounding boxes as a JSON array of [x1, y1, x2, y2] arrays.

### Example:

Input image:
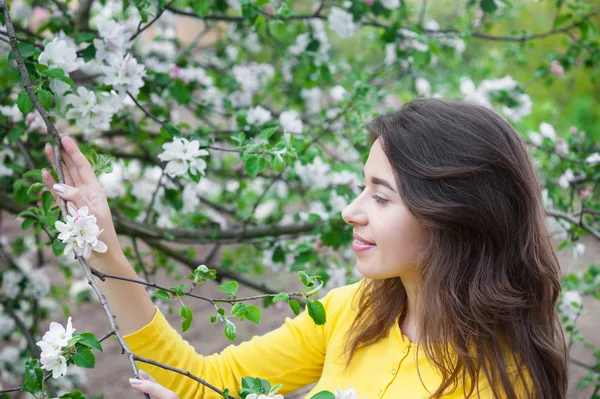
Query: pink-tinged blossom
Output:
[[550, 60, 565, 77], [580, 188, 592, 198], [569, 126, 578, 134]]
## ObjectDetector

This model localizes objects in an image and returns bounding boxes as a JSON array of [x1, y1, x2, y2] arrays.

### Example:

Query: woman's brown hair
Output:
[[344, 98, 568, 398]]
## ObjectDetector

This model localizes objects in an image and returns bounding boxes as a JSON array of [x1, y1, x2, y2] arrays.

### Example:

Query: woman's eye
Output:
[[357, 184, 366, 191], [372, 195, 388, 205]]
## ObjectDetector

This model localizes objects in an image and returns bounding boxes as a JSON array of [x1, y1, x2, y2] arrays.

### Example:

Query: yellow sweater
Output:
[[123, 282, 530, 398]]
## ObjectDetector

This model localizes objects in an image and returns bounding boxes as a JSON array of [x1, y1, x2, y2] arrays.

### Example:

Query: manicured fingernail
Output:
[[139, 370, 151, 380], [53, 184, 66, 193], [129, 378, 143, 385]]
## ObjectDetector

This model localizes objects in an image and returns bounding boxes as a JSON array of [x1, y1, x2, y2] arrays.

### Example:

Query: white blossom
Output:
[[232, 62, 275, 94], [102, 53, 146, 98], [245, 394, 283, 399], [0, 104, 23, 123], [279, 110, 303, 135], [381, 0, 400, 9], [1, 270, 23, 299], [558, 290, 582, 323], [528, 131, 543, 146], [38, 37, 81, 74], [294, 157, 331, 189], [158, 137, 210, 178], [40, 353, 68, 379], [328, 7, 358, 39], [334, 386, 364, 399], [247, 106, 272, 125], [415, 77, 431, 97], [330, 85, 347, 103], [55, 206, 108, 258], [572, 243, 585, 258], [539, 122, 556, 141], [0, 313, 15, 337], [558, 168, 574, 189], [301, 87, 322, 114], [385, 43, 397, 66], [585, 153, 600, 165], [289, 32, 310, 56]]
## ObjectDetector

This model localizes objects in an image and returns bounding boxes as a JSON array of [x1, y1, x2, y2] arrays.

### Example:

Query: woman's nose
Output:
[[342, 199, 367, 226]]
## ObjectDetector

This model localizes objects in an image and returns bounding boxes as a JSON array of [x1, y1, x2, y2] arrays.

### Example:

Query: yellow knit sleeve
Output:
[[123, 286, 349, 399]]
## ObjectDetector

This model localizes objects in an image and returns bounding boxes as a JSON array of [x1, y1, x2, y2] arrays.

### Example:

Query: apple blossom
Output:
[[55, 206, 108, 258], [328, 7, 358, 39], [247, 106, 272, 126], [102, 53, 146, 98], [279, 110, 303, 135], [38, 37, 81, 74], [158, 137, 210, 178]]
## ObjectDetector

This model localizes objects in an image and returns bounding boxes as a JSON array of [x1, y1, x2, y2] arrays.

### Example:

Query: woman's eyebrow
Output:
[[362, 169, 397, 193]]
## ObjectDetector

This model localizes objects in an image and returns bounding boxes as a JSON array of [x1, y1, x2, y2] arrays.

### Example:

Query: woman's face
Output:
[[342, 139, 427, 280]]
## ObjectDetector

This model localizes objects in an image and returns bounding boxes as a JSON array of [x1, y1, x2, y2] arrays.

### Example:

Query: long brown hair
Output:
[[344, 98, 568, 398]]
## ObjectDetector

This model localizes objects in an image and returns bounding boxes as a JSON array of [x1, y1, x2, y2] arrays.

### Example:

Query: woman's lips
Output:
[[352, 233, 377, 252]]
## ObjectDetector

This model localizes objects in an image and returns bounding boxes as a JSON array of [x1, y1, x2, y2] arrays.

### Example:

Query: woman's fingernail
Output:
[[53, 184, 66, 193], [45, 143, 51, 148], [139, 370, 151, 380], [129, 378, 143, 385]]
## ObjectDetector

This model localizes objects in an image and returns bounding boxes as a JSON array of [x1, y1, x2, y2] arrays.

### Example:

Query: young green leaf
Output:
[[272, 292, 289, 303], [244, 305, 261, 324], [153, 289, 171, 301], [42, 191, 54, 213], [224, 319, 236, 340], [74, 332, 103, 352], [22, 358, 44, 395], [229, 302, 247, 318], [17, 91, 34, 115], [306, 299, 326, 325], [289, 299, 301, 316], [180, 305, 193, 332], [218, 281, 238, 297], [72, 346, 96, 368], [310, 391, 336, 399]]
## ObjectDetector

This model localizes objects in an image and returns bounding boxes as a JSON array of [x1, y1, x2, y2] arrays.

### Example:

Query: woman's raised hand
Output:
[[129, 370, 179, 399], [41, 136, 123, 266]]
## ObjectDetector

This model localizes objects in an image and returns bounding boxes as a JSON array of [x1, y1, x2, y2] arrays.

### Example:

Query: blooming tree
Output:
[[0, 0, 599, 398]]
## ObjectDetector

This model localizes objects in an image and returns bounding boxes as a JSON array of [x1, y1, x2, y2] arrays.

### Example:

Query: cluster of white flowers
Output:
[[232, 62, 275, 94], [585, 152, 600, 165], [460, 76, 532, 122], [38, 37, 82, 74], [55, 206, 108, 258], [63, 86, 121, 135], [36, 317, 75, 379], [93, 15, 137, 61], [246, 105, 272, 126], [245, 393, 283, 399], [102, 53, 146, 98], [527, 122, 558, 147], [301, 88, 322, 114], [558, 291, 583, 323], [169, 65, 213, 86], [330, 86, 347, 103], [328, 7, 358, 39], [279, 110, 303, 135], [158, 137, 210, 178]]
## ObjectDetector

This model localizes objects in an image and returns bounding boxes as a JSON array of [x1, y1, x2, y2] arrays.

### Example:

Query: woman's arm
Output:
[[42, 136, 156, 335]]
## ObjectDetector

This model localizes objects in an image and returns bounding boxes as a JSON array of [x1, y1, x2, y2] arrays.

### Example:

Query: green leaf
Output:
[[17, 91, 34, 115], [73, 332, 103, 352], [480, 0, 498, 13], [82, 44, 97, 63], [72, 346, 96, 368], [58, 392, 87, 399], [180, 304, 193, 332], [241, 376, 260, 392], [289, 299, 301, 316], [258, 126, 277, 139], [36, 89, 53, 111], [23, 169, 42, 178], [22, 358, 44, 395], [18, 42, 36, 58], [21, 218, 35, 231], [306, 299, 326, 325], [310, 391, 336, 399], [245, 156, 266, 177], [224, 319, 236, 340], [52, 240, 66, 256], [42, 191, 53, 213], [244, 305, 261, 324], [272, 292, 289, 303], [191, 0, 210, 17], [210, 315, 218, 323], [153, 289, 171, 301], [169, 80, 192, 105], [218, 281, 238, 297], [230, 302, 246, 318], [42, 68, 66, 79], [268, 383, 284, 396], [76, 32, 96, 44]]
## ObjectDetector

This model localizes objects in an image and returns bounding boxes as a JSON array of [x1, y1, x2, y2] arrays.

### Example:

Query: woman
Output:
[[41, 98, 568, 398]]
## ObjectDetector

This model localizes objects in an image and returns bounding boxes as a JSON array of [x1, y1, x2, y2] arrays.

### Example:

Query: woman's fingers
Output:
[[129, 378, 179, 399], [52, 183, 93, 211], [139, 370, 157, 383], [44, 143, 76, 187], [60, 136, 98, 185]]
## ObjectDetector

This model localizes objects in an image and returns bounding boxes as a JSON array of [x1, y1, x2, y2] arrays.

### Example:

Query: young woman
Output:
[[41, 98, 568, 399]]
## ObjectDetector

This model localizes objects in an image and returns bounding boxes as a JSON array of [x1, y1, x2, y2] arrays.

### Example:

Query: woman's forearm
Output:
[[92, 252, 156, 336]]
